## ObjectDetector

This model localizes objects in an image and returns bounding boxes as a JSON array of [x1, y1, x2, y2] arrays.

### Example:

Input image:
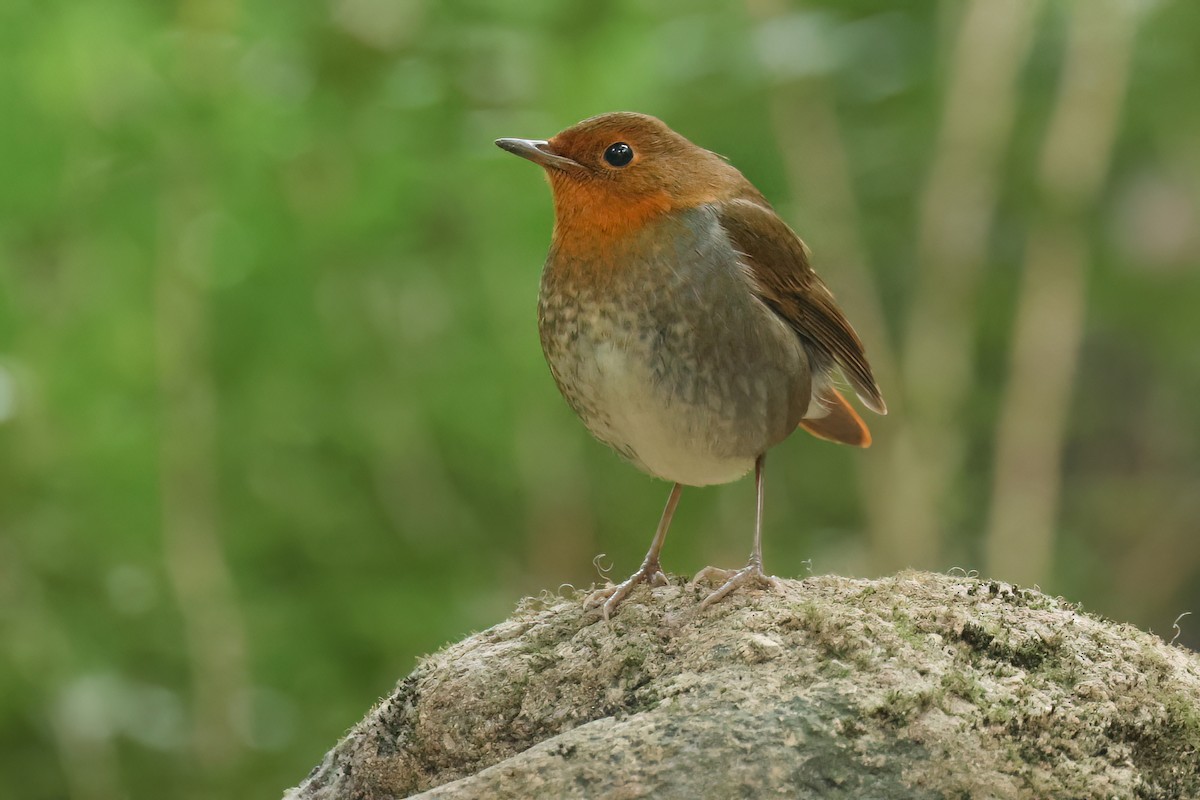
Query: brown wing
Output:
[[716, 197, 887, 416]]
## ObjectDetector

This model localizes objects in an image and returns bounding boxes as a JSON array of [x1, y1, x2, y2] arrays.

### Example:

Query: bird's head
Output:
[[496, 112, 752, 238]]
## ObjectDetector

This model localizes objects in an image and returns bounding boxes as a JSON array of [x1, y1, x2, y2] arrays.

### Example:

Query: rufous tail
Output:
[[799, 388, 872, 448]]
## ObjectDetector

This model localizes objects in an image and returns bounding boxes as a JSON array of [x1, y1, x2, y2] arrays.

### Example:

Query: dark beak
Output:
[[495, 138, 584, 173]]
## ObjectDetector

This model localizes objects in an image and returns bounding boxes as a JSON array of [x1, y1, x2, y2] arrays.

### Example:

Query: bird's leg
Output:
[[586, 482, 683, 620], [696, 454, 781, 608]]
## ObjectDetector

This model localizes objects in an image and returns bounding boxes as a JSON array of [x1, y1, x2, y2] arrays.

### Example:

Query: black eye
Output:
[[603, 142, 634, 167]]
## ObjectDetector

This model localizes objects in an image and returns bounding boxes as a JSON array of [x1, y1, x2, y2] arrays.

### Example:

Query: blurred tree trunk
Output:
[[154, 19, 250, 768], [888, 0, 1042, 570], [984, 0, 1140, 587]]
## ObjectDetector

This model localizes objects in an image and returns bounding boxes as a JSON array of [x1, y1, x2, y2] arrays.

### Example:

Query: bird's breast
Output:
[[536, 207, 811, 486]]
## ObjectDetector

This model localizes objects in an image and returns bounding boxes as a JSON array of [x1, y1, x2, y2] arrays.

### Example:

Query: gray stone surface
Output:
[[284, 571, 1200, 799]]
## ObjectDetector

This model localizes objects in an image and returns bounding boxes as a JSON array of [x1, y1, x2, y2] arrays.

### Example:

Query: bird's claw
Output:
[[585, 561, 668, 620], [693, 562, 781, 609]]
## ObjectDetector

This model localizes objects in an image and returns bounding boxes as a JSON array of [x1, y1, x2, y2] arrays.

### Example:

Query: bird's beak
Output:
[[495, 138, 585, 174]]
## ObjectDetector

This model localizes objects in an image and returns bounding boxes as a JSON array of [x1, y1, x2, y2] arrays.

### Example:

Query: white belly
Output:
[[586, 339, 757, 486]]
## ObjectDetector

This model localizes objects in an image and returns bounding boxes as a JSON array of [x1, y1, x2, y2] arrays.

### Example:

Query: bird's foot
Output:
[[585, 560, 669, 621], [693, 561, 781, 609]]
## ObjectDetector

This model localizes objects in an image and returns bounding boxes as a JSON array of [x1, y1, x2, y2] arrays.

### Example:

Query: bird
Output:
[[495, 112, 886, 619]]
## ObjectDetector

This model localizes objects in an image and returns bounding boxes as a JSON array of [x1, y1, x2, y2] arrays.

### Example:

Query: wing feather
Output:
[[717, 197, 887, 416]]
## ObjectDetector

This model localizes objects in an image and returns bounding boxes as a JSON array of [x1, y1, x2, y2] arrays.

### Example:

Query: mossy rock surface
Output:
[[284, 571, 1200, 799]]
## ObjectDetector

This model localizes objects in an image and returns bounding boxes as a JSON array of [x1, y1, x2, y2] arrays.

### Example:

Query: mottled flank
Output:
[[285, 572, 1200, 800]]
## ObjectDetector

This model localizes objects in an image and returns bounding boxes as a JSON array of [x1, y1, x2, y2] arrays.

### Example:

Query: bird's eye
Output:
[[603, 142, 634, 167]]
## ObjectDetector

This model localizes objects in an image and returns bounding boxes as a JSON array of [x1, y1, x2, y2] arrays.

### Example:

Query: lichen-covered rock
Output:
[[284, 571, 1200, 799]]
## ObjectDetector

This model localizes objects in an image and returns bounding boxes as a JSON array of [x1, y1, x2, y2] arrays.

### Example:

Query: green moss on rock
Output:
[[286, 571, 1200, 800]]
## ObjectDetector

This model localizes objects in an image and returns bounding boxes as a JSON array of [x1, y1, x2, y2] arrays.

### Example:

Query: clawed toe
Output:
[[584, 563, 668, 620], [584, 484, 682, 621], [697, 562, 780, 609]]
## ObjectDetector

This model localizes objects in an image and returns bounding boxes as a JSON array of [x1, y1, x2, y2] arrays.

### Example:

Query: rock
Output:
[[283, 571, 1200, 799]]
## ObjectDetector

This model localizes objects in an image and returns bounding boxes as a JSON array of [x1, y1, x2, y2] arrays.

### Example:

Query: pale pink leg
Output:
[[696, 454, 780, 608], [586, 482, 683, 620]]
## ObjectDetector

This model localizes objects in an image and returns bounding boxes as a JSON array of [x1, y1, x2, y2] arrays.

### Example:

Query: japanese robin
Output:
[[496, 112, 886, 618]]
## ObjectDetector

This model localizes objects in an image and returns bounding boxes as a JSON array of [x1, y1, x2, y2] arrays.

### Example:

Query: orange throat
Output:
[[548, 174, 674, 247]]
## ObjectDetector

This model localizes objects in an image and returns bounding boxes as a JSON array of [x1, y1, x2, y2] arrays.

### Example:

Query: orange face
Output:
[[497, 112, 746, 239]]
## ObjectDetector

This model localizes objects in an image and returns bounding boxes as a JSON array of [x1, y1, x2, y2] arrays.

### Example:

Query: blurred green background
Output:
[[2, 0, 1199, 797]]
